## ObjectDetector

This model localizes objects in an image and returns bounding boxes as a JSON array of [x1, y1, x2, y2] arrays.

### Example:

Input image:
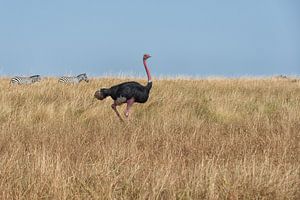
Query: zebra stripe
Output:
[[10, 75, 41, 85], [58, 73, 89, 84]]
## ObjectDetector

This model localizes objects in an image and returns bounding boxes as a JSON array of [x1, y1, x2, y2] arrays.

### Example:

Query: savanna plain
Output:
[[0, 77, 299, 200]]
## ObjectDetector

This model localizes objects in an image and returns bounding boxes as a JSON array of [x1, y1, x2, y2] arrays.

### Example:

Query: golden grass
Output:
[[0, 77, 299, 199]]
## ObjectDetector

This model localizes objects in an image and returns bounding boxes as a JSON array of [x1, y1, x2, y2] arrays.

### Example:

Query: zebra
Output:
[[10, 75, 41, 85], [58, 73, 89, 84]]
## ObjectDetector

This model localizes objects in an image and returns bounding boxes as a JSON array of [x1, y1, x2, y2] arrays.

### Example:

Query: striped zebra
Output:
[[58, 73, 89, 84], [10, 75, 41, 85]]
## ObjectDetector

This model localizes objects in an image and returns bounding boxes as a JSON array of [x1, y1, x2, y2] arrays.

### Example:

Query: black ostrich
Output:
[[94, 54, 152, 121]]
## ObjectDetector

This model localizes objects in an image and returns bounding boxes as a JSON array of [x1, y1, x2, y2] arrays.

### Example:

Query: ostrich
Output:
[[94, 54, 152, 121]]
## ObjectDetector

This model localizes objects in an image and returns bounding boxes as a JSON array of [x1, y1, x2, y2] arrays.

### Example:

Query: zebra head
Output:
[[30, 75, 41, 83], [77, 73, 89, 82]]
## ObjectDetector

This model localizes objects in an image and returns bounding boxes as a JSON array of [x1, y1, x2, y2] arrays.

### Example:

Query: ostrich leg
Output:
[[111, 97, 127, 121], [111, 103, 124, 122], [125, 98, 135, 117]]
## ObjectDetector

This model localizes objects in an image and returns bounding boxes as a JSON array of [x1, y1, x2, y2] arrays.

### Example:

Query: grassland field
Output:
[[0, 77, 299, 199]]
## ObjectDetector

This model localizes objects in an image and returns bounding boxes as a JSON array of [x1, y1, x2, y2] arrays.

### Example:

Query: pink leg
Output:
[[111, 103, 124, 122], [125, 98, 135, 117]]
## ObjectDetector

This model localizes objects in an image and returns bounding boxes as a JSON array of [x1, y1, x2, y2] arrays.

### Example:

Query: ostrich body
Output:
[[94, 54, 152, 121]]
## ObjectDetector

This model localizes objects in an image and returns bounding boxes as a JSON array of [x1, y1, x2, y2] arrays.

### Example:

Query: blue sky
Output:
[[0, 0, 299, 77]]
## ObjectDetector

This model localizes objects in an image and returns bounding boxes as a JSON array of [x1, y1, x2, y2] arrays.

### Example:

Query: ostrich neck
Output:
[[143, 59, 152, 83]]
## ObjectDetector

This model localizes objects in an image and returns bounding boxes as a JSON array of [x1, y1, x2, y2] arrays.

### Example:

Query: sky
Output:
[[0, 0, 299, 77]]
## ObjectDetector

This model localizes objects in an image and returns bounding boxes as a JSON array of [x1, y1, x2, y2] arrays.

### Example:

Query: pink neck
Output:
[[143, 59, 152, 82]]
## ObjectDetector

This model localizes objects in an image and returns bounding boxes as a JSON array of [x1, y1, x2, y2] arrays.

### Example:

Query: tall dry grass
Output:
[[0, 77, 299, 199]]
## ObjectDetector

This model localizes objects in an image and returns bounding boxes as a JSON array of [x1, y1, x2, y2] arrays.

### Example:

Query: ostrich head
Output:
[[94, 88, 110, 100], [143, 54, 151, 60]]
